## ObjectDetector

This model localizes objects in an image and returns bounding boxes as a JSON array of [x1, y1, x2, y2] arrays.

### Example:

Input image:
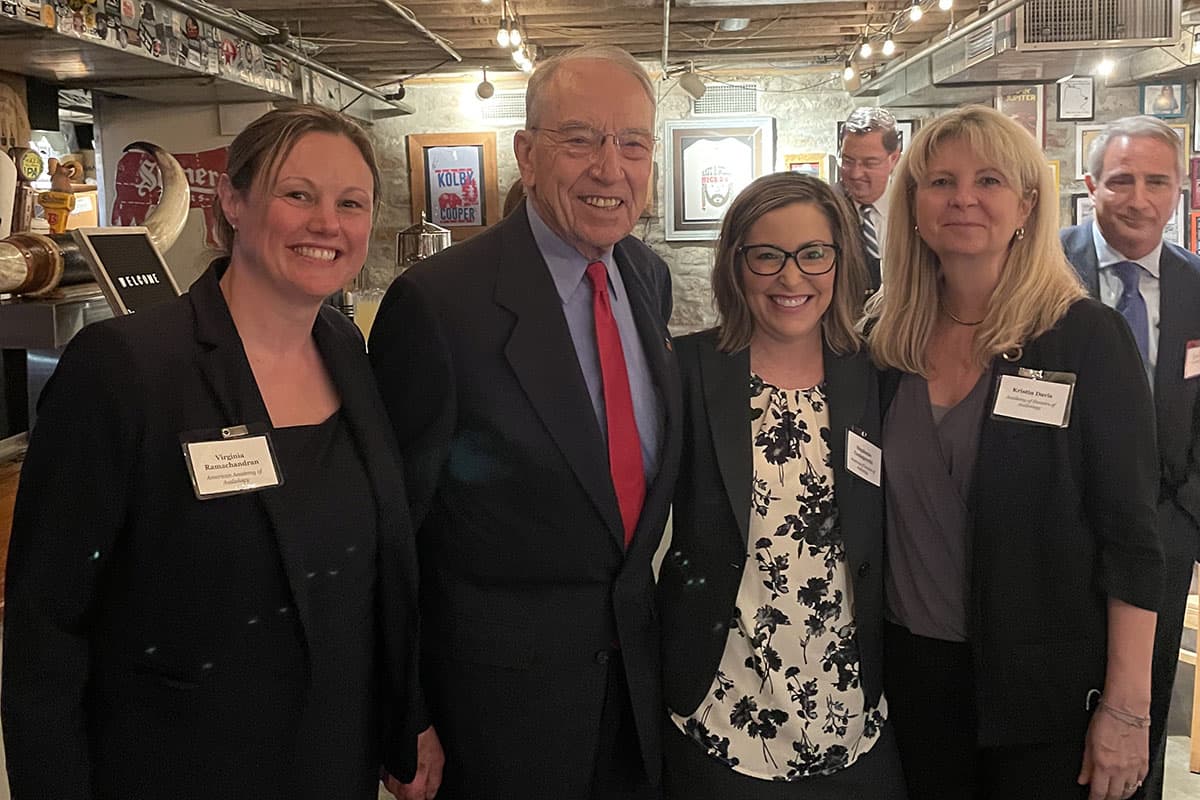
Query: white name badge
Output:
[[1185, 340, 1200, 380], [846, 428, 882, 487], [991, 369, 1076, 428], [180, 424, 283, 499]]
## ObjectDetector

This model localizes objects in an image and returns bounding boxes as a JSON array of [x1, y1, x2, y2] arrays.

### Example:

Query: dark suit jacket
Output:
[[883, 298, 1162, 747], [1062, 222, 1200, 772], [1061, 222, 1200, 550], [369, 205, 682, 798], [836, 183, 882, 291], [2, 264, 422, 800], [659, 330, 886, 718]]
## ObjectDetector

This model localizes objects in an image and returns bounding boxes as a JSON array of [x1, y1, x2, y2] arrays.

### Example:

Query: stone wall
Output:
[[365, 70, 1148, 335]]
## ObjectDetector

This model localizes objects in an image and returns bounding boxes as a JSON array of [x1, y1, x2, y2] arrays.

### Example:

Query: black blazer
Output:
[[1061, 222, 1200, 549], [883, 297, 1162, 747], [369, 205, 682, 799], [2, 264, 422, 800], [659, 330, 886, 717]]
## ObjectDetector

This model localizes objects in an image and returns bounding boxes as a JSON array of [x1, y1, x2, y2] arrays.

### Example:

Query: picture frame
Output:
[[1191, 211, 1200, 256], [1056, 76, 1094, 121], [665, 116, 776, 242], [1191, 157, 1200, 210], [1193, 83, 1200, 152], [835, 119, 915, 153], [1169, 123, 1191, 151], [783, 153, 835, 181], [1046, 160, 1060, 209], [996, 85, 1045, 144], [406, 132, 500, 242], [1071, 192, 1094, 226], [1164, 190, 1188, 247], [1140, 83, 1186, 119], [1075, 124, 1105, 179]]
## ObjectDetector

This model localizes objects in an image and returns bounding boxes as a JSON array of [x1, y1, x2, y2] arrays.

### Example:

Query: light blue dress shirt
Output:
[[1091, 223, 1161, 386], [526, 198, 663, 481]]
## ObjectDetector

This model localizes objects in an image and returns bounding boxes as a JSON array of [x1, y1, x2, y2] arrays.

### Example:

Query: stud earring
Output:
[[1015, 227, 1025, 240]]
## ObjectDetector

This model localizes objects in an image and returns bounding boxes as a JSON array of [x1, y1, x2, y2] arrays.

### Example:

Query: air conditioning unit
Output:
[[1017, 0, 1178, 49]]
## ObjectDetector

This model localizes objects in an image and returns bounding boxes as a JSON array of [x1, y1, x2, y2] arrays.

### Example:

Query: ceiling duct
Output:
[[859, 0, 1180, 105]]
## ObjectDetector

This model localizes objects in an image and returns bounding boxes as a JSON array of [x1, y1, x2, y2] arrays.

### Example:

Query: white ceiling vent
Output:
[[1017, 0, 1179, 49], [481, 89, 526, 124], [691, 82, 758, 115]]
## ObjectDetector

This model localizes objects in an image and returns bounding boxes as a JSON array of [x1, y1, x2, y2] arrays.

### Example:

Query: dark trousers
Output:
[[591, 651, 658, 800], [884, 622, 1111, 800], [1141, 516, 1197, 800], [662, 717, 907, 800]]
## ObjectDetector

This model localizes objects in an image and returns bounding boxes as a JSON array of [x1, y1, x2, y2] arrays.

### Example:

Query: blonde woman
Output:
[[866, 106, 1160, 800]]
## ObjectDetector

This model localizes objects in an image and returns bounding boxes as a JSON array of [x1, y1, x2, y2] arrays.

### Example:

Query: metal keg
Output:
[[395, 213, 451, 273]]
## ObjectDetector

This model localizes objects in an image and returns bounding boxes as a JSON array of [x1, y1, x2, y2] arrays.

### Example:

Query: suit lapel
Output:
[[493, 209, 624, 546], [613, 239, 681, 556], [1066, 222, 1102, 298], [1156, 250, 1200, 445], [188, 264, 315, 648], [699, 343, 752, 549], [824, 347, 873, 564]]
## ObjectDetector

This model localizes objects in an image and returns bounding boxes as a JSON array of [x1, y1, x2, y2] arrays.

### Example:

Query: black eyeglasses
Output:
[[737, 242, 839, 276]]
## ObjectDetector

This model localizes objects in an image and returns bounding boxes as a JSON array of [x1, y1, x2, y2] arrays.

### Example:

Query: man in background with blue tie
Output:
[[1062, 115, 1200, 800], [838, 106, 901, 292]]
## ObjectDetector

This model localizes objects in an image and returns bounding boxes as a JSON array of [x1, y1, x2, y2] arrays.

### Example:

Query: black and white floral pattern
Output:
[[672, 376, 886, 780]]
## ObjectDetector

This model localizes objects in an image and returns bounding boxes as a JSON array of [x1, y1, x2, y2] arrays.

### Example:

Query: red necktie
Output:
[[586, 261, 645, 548]]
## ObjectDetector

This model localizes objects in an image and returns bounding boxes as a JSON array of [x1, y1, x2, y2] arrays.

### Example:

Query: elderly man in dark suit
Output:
[[1062, 114, 1200, 800], [370, 44, 681, 800], [838, 106, 901, 291]]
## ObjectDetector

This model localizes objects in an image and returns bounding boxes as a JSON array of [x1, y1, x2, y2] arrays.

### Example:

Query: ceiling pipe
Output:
[[376, 0, 463, 64], [662, 0, 671, 74], [154, 0, 415, 110], [860, 0, 1026, 89]]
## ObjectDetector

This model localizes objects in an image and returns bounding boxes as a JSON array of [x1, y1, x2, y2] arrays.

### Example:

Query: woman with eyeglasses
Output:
[[658, 172, 906, 800]]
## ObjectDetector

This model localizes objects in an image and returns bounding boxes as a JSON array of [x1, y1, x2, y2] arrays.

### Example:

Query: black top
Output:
[[273, 411, 379, 800]]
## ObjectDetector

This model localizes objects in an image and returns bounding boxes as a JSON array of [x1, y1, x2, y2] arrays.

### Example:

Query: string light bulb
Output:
[[496, 18, 510, 48], [882, 34, 896, 56], [843, 60, 856, 81], [859, 36, 873, 59], [909, 3, 923, 21], [938, 0, 952, 9], [509, 24, 522, 48]]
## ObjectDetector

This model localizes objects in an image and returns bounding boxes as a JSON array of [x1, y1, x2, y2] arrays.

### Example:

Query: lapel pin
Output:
[[664, 337, 673, 352]]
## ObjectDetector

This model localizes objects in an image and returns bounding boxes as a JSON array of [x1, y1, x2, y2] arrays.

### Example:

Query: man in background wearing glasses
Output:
[[371, 44, 680, 800], [838, 106, 901, 291]]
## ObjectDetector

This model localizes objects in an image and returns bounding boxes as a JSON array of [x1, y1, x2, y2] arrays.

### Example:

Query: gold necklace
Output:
[[941, 302, 985, 326]]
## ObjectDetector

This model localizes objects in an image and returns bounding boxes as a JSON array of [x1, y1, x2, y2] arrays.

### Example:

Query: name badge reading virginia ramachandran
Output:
[[990, 368, 1077, 429], [180, 424, 283, 500]]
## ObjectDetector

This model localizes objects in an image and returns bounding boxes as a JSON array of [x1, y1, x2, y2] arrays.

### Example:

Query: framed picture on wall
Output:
[[1193, 83, 1200, 151], [1190, 157, 1200, 209], [1140, 83, 1186, 119], [1164, 190, 1188, 247], [405, 132, 501, 242], [996, 85, 1044, 144], [784, 153, 834, 180], [1169, 123, 1191, 152], [1071, 193, 1094, 226], [835, 119, 915, 153], [1056, 76, 1094, 121], [1191, 212, 1200, 255], [665, 116, 775, 242], [1075, 124, 1105, 179]]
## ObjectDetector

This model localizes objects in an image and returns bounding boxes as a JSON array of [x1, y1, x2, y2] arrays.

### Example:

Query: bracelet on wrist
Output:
[[1097, 700, 1151, 729]]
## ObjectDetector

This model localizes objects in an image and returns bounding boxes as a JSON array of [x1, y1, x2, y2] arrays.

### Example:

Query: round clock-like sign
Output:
[[14, 148, 44, 182]]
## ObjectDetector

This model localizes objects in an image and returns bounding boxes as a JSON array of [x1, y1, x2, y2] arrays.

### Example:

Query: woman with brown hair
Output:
[[867, 105, 1159, 799], [2, 105, 430, 800], [658, 171, 906, 799]]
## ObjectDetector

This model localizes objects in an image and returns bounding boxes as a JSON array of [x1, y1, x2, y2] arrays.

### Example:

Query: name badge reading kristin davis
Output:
[[846, 428, 882, 487], [991, 368, 1077, 429], [180, 424, 283, 500]]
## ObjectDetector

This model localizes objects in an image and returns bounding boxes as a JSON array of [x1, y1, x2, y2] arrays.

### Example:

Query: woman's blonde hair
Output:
[[214, 104, 380, 253], [712, 171, 867, 354], [864, 105, 1084, 373]]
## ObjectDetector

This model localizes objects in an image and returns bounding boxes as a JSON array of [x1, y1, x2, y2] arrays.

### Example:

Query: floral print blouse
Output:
[[671, 375, 886, 780]]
